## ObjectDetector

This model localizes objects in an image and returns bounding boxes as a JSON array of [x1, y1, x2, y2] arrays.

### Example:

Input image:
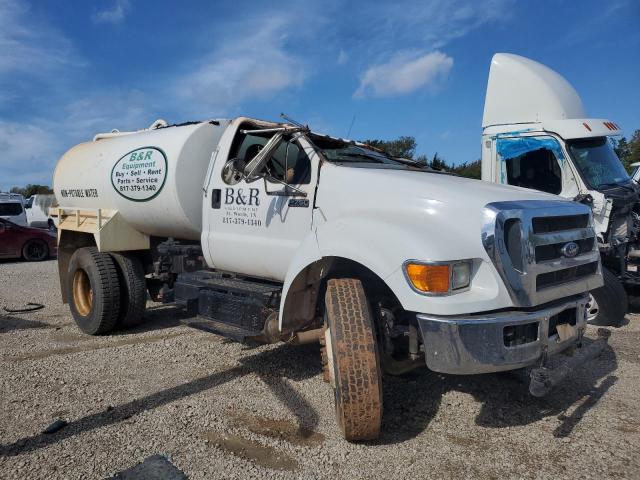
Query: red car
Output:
[[0, 218, 57, 261]]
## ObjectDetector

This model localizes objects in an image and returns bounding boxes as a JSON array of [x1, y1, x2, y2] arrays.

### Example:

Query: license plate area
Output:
[[548, 307, 577, 339]]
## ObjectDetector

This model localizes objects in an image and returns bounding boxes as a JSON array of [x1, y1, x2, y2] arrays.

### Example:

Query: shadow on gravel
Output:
[[0, 314, 49, 333], [0, 343, 321, 457], [112, 305, 190, 335], [0, 258, 56, 265], [378, 337, 618, 445]]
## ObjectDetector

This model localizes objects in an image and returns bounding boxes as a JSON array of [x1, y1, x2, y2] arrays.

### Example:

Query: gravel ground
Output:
[[0, 259, 639, 479]]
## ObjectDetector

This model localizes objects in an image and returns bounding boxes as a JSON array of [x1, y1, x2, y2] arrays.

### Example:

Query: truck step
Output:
[[174, 271, 281, 340]]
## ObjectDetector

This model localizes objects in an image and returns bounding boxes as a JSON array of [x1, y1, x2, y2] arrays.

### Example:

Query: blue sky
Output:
[[1, 0, 639, 190]]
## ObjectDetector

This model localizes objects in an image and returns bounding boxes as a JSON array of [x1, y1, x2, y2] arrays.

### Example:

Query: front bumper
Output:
[[417, 295, 589, 375]]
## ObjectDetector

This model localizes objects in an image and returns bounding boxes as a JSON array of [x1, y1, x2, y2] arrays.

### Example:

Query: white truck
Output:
[[53, 116, 607, 441], [25, 194, 58, 230], [0, 193, 27, 226], [480, 53, 636, 326]]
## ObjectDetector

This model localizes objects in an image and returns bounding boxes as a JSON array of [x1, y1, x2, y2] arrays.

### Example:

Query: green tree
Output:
[[415, 154, 429, 166], [451, 159, 482, 179], [629, 129, 640, 168], [430, 152, 449, 171], [9, 184, 53, 197], [362, 136, 417, 159], [613, 137, 632, 172]]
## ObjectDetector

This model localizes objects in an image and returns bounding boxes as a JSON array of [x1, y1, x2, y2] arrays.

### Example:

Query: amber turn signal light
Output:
[[405, 263, 450, 293]]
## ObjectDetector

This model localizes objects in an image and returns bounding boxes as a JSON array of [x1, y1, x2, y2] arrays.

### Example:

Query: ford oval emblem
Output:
[[561, 241, 579, 258]]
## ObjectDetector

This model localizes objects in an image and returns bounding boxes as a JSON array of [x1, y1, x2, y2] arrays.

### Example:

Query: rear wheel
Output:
[[323, 278, 383, 441], [587, 267, 627, 326], [67, 247, 120, 335], [110, 253, 147, 328], [22, 239, 48, 261]]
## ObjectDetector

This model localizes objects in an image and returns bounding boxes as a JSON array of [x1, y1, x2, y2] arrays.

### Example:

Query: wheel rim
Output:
[[27, 242, 44, 259], [72, 269, 93, 316], [586, 293, 599, 322]]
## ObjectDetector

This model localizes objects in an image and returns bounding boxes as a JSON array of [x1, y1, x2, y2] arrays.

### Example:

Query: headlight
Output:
[[451, 261, 471, 290], [404, 260, 473, 295]]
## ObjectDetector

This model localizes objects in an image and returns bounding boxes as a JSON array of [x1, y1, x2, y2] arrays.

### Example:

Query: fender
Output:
[[278, 215, 402, 331], [278, 230, 322, 331], [279, 211, 514, 330]]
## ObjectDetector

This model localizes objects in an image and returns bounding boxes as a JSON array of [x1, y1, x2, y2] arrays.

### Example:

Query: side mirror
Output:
[[221, 158, 246, 185], [243, 132, 285, 182]]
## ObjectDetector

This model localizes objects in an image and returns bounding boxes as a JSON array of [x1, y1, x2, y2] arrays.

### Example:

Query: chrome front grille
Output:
[[482, 200, 603, 307]]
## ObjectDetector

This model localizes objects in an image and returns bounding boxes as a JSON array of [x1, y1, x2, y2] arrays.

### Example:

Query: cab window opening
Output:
[[229, 129, 311, 185], [505, 147, 562, 195]]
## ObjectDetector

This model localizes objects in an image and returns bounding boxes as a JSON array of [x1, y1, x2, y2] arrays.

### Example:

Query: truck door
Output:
[[493, 135, 581, 198], [203, 129, 318, 281]]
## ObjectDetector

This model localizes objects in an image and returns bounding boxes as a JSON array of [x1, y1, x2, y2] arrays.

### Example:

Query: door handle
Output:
[[211, 189, 221, 209]]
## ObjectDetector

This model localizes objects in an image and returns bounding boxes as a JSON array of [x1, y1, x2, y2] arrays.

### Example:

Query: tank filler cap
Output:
[[149, 119, 168, 129]]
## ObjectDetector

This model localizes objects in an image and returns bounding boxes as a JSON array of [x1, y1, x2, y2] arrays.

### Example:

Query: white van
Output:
[[0, 193, 27, 226], [25, 194, 57, 229]]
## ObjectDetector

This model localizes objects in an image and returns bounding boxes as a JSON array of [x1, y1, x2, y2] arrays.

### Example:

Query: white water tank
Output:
[[53, 120, 230, 240]]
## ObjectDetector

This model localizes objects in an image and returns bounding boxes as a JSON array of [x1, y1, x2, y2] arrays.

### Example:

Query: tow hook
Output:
[[528, 328, 611, 397]]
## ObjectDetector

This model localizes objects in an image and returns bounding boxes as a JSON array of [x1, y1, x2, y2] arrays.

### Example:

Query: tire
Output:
[[587, 267, 628, 326], [22, 239, 49, 261], [66, 247, 120, 335], [323, 278, 383, 441], [110, 253, 147, 329]]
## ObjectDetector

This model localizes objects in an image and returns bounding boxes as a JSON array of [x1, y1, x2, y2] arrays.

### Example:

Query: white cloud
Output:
[[0, 89, 154, 190], [91, 0, 130, 25], [350, 0, 510, 99], [440, 129, 452, 140], [0, 0, 79, 75], [337, 50, 348, 65], [354, 51, 453, 98], [176, 16, 307, 114], [0, 121, 62, 188]]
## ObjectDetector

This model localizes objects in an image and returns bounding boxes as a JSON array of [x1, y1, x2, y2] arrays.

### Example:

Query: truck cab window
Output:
[[505, 148, 562, 195], [265, 139, 311, 185], [230, 132, 311, 185]]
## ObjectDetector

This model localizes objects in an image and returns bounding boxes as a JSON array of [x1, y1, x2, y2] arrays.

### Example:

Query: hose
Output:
[[3, 303, 45, 313]]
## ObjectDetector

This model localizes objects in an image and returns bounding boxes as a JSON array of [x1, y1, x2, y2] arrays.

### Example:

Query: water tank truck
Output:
[[53, 115, 606, 440]]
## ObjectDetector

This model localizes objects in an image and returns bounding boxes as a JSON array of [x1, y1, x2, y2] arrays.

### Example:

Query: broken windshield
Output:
[[567, 137, 630, 189], [309, 135, 430, 170]]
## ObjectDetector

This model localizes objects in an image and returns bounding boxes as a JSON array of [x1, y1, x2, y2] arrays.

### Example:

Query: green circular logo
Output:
[[111, 147, 167, 202]]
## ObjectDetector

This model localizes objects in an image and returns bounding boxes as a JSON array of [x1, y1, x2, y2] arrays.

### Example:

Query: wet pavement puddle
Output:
[[229, 410, 325, 447], [201, 430, 298, 471]]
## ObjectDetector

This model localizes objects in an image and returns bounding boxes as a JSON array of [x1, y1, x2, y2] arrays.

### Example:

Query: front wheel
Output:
[[587, 267, 627, 326], [322, 278, 383, 441]]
